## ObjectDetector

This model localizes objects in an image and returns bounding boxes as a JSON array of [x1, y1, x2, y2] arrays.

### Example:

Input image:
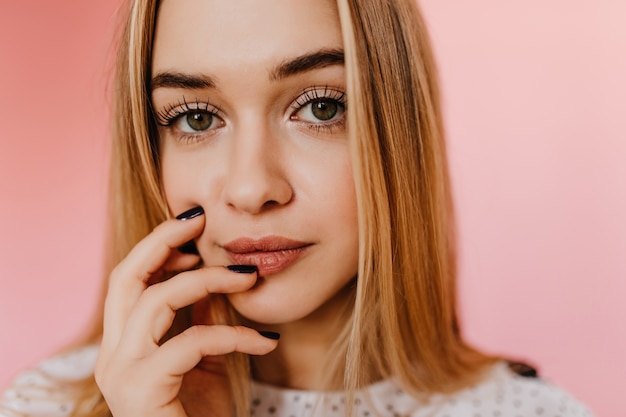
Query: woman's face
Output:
[[151, 0, 358, 325]]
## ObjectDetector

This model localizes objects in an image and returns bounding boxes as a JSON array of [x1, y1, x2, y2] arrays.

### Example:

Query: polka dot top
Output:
[[1, 346, 594, 417], [249, 363, 594, 417]]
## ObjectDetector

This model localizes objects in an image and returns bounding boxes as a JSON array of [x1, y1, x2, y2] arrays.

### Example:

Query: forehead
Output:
[[152, 0, 343, 74]]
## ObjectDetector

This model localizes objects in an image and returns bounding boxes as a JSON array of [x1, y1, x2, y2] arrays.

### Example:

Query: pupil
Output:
[[187, 112, 212, 131], [311, 100, 337, 121]]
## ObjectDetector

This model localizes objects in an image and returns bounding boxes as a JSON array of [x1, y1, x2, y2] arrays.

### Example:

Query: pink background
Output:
[[1, 1, 623, 415]]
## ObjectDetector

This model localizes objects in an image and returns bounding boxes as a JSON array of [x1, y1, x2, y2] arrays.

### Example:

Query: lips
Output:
[[222, 236, 311, 277]]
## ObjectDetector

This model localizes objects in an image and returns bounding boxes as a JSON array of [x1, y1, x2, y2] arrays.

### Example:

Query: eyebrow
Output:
[[151, 72, 215, 90], [270, 48, 344, 81], [150, 48, 344, 91]]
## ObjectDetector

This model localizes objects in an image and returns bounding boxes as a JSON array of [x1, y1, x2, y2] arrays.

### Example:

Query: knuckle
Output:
[[230, 326, 249, 351], [181, 324, 205, 341], [232, 325, 247, 338], [93, 361, 111, 392], [141, 282, 161, 298], [152, 220, 171, 235], [134, 287, 159, 312], [139, 280, 170, 308], [108, 265, 124, 286], [93, 364, 104, 386]]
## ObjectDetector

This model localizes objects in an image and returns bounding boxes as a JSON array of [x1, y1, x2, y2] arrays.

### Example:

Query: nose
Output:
[[221, 123, 293, 215]]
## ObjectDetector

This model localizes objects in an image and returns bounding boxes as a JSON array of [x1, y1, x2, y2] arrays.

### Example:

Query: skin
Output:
[[95, 0, 358, 415]]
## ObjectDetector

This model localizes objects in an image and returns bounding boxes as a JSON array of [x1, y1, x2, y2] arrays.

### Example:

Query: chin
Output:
[[226, 287, 315, 325], [225, 273, 357, 327]]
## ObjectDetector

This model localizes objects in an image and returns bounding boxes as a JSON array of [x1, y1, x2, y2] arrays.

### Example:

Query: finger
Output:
[[101, 209, 205, 361], [163, 251, 202, 273], [118, 266, 257, 358], [153, 325, 279, 376]]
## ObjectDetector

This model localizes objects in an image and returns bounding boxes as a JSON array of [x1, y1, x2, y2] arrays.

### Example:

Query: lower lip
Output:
[[226, 246, 310, 277]]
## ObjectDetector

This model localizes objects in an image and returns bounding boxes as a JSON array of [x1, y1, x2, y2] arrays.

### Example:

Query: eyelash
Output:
[[290, 86, 347, 134], [154, 85, 347, 143], [154, 97, 221, 127]]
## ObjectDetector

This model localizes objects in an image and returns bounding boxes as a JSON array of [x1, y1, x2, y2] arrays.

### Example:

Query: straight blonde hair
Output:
[[59, 0, 495, 416], [337, 0, 495, 400]]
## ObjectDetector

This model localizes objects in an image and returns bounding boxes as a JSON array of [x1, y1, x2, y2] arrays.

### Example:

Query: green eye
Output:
[[290, 87, 347, 129], [295, 98, 345, 124], [185, 111, 213, 131], [311, 99, 339, 121]]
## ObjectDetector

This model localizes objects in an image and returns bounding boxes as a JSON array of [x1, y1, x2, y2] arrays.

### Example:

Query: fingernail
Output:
[[178, 240, 199, 255], [258, 330, 280, 340], [175, 206, 204, 221], [227, 265, 257, 274]]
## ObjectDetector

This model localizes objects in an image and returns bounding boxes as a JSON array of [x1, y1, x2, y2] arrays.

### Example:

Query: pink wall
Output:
[[0, 0, 114, 387], [420, 2, 626, 416], [1, 1, 623, 415]]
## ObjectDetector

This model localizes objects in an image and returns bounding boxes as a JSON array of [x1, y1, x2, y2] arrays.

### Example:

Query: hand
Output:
[[94, 209, 278, 417]]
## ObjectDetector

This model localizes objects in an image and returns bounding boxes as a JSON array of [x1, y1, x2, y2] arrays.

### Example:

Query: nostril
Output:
[[221, 151, 294, 213], [264, 200, 280, 208], [222, 173, 293, 214]]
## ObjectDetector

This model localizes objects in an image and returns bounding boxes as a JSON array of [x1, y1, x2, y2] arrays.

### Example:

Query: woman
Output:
[[1, 0, 593, 416]]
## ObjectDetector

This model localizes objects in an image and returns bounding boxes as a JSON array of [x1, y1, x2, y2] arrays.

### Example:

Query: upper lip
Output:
[[222, 236, 311, 253]]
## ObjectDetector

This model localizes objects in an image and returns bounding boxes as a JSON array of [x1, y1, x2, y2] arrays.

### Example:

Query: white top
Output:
[[1, 345, 594, 417]]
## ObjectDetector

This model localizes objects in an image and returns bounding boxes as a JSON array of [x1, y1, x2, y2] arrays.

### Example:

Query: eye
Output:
[[176, 111, 216, 133], [154, 98, 225, 137], [291, 87, 346, 125], [308, 99, 342, 121]]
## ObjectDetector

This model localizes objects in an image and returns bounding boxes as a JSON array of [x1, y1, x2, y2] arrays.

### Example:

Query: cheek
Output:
[[161, 156, 192, 212], [160, 144, 218, 213], [310, 157, 359, 266], [318, 156, 357, 226], [295, 143, 355, 203]]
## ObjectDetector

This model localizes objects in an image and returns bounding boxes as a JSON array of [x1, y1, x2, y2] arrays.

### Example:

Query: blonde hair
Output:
[[60, 0, 495, 416], [338, 0, 495, 398]]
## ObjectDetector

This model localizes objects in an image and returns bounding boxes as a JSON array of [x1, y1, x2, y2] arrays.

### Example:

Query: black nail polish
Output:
[[258, 330, 280, 340], [178, 240, 199, 255], [227, 265, 257, 274], [175, 206, 204, 221]]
